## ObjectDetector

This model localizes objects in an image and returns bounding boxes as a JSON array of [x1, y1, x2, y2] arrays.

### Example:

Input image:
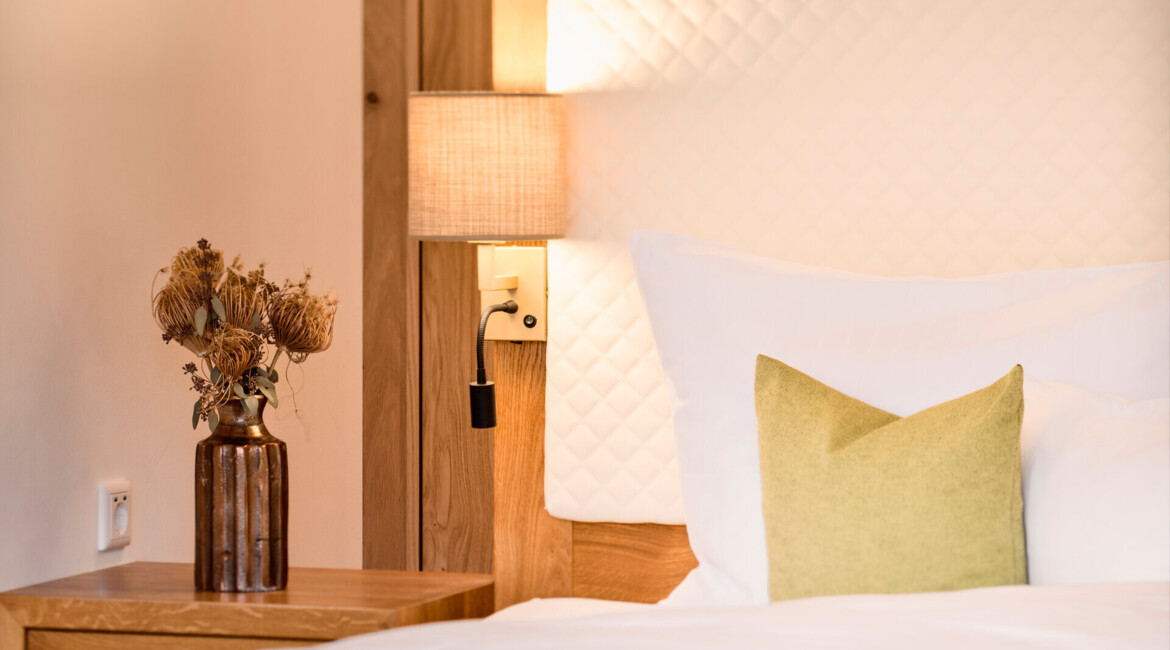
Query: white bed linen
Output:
[[325, 582, 1169, 649], [632, 231, 1170, 608]]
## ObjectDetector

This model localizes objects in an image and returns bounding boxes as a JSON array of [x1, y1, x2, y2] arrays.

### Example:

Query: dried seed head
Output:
[[269, 287, 339, 357], [171, 243, 224, 284], [153, 277, 212, 356], [207, 325, 266, 381], [219, 272, 265, 331]]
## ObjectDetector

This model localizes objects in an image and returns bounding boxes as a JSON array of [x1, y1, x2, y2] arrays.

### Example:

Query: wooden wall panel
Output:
[[420, 243, 494, 573], [366, 0, 696, 604], [363, 0, 421, 571], [419, 0, 496, 575], [493, 342, 572, 609], [487, 1, 574, 608], [573, 523, 696, 603], [421, 0, 493, 91]]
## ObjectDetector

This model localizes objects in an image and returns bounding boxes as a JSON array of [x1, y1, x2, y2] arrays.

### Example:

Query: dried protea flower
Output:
[[269, 285, 338, 360], [153, 278, 212, 356], [171, 239, 224, 284], [207, 325, 266, 382], [219, 271, 266, 331]]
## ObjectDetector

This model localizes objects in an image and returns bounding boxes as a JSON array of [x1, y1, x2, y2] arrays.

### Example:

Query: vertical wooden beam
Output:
[[489, 1, 574, 608], [363, 0, 422, 571], [419, 0, 495, 574], [421, 0, 493, 91], [493, 340, 573, 609]]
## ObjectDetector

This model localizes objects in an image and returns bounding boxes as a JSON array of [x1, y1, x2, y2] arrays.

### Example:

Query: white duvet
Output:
[[326, 582, 1169, 649]]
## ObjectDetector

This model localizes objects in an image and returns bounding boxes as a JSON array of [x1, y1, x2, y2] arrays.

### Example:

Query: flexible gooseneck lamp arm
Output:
[[470, 300, 518, 429]]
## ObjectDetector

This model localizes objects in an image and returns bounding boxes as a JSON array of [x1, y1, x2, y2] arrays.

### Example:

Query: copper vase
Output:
[[195, 396, 288, 592]]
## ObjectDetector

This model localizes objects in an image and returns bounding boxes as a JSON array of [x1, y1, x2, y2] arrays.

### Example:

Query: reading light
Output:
[[407, 91, 567, 428]]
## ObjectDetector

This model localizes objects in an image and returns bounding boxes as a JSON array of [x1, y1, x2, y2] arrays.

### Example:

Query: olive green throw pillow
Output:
[[755, 355, 1026, 602]]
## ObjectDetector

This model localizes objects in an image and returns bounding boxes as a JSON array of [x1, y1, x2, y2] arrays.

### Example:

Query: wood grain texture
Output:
[[0, 602, 22, 650], [482, 7, 576, 609], [419, 0, 496, 575], [366, 0, 695, 607], [573, 523, 697, 603], [493, 342, 573, 609], [492, 0, 547, 92], [0, 563, 493, 648], [420, 242, 494, 573], [28, 630, 315, 649], [363, 0, 422, 571], [421, 0, 492, 91]]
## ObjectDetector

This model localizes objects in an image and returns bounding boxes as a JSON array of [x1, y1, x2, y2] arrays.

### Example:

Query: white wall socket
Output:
[[97, 480, 131, 551]]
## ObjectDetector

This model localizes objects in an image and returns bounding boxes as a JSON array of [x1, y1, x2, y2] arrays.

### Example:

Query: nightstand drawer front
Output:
[[28, 630, 316, 649]]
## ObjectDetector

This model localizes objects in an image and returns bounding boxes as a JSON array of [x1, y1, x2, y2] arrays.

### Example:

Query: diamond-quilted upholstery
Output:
[[545, 0, 1170, 524]]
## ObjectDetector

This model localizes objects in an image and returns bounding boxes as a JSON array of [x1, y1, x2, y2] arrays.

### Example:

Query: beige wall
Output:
[[0, 0, 362, 589]]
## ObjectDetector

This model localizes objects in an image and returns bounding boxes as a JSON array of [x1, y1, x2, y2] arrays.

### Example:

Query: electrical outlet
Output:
[[97, 480, 131, 551]]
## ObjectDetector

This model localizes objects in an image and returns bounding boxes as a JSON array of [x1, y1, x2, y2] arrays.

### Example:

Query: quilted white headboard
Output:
[[545, 0, 1170, 524]]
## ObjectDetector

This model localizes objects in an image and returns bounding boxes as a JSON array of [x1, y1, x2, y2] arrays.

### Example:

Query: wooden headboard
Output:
[[363, 0, 696, 610], [366, 0, 1170, 610]]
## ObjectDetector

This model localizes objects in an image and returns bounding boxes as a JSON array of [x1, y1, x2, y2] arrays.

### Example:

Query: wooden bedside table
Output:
[[0, 562, 493, 649]]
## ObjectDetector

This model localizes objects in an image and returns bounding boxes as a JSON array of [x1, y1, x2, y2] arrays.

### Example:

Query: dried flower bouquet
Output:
[[152, 239, 338, 431]]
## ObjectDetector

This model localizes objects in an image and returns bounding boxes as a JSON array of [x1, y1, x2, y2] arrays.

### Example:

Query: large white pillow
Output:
[[1022, 379, 1170, 585], [629, 231, 1170, 607]]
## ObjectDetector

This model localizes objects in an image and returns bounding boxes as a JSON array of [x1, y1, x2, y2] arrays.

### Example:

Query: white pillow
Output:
[[629, 231, 1170, 607], [1022, 379, 1170, 585]]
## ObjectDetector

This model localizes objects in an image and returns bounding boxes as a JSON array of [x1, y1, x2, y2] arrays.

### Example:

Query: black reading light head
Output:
[[470, 300, 518, 429]]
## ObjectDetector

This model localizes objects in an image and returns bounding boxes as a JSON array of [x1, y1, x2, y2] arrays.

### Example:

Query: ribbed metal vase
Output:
[[194, 396, 288, 592]]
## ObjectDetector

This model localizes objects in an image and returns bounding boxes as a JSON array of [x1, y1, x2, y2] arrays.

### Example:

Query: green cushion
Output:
[[755, 355, 1027, 601]]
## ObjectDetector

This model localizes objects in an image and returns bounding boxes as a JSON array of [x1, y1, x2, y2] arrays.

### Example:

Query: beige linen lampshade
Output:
[[408, 92, 567, 241]]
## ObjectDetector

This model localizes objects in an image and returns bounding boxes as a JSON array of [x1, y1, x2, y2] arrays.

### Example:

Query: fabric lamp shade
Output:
[[408, 92, 567, 241]]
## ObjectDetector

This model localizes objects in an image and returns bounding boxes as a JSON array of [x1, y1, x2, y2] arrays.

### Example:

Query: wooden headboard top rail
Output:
[[573, 523, 696, 603]]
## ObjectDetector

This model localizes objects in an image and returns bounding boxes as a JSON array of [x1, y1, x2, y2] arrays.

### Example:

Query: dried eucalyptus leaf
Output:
[[211, 368, 221, 383], [233, 382, 246, 400], [255, 375, 274, 390], [258, 384, 279, 408], [208, 410, 220, 432], [251, 310, 262, 331], [194, 306, 208, 336], [269, 368, 279, 383], [192, 398, 202, 430], [243, 395, 258, 416], [211, 296, 226, 322]]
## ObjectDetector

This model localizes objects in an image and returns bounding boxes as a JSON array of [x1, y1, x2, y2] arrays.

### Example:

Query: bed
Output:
[[324, 230, 1170, 647], [344, 0, 1169, 646], [332, 583, 1169, 649]]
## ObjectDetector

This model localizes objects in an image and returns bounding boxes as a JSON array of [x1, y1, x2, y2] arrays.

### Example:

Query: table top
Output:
[[1, 563, 495, 643], [3, 562, 493, 610]]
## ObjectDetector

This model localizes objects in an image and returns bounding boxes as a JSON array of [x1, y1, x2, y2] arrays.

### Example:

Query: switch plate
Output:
[[480, 246, 547, 341], [97, 480, 131, 551]]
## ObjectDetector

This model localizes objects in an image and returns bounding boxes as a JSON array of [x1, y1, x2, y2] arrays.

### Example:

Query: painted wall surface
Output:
[[0, 1, 362, 590]]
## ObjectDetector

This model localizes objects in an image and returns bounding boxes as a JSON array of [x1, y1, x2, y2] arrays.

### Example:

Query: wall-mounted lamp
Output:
[[407, 91, 566, 428]]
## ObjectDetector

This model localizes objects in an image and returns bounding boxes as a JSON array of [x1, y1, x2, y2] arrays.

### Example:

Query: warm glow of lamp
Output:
[[408, 92, 566, 241], [408, 92, 566, 343], [408, 91, 567, 428], [408, 90, 565, 340]]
